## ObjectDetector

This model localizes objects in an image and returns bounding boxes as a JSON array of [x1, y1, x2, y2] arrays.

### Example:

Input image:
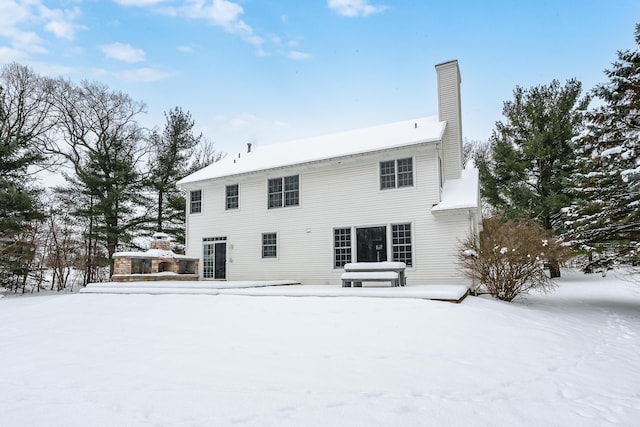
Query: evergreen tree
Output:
[[476, 79, 589, 277], [0, 64, 53, 288], [147, 107, 202, 244], [564, 24, 640, 271], [478, 79, 589, 228], [52, 80, 147, 279]]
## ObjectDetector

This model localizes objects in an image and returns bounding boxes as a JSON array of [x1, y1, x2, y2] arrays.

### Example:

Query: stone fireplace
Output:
[[112, 233, 199, 282]]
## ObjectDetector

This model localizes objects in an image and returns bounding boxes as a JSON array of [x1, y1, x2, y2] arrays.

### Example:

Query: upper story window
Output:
[[268, 175, 299, 209], [190, 190, 202, 214], [380, 158, 413, 190], [226, 184, 239, 210]]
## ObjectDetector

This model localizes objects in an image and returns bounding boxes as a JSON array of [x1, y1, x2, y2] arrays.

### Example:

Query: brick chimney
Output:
[[150, 232, 171, 251]]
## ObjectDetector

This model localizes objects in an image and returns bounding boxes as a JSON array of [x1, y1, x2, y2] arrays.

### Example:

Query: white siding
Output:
[[184, 143, 473, 285], [436, 60, 463, 181]]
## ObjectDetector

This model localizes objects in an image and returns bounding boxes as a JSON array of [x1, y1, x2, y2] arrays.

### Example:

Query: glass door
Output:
[[203, 242, 215, 279], [356, 226, 387, 262], [214, 242, 226, 279], [203, 238, 227, 279]]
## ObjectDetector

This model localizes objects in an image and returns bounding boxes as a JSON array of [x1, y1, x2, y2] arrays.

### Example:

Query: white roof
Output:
[[178, 116, 445, 185], [431, 168, 480, 212]]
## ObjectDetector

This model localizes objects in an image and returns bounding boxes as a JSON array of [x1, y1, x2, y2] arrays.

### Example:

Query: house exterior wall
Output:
[[184, 143, 473, 285]]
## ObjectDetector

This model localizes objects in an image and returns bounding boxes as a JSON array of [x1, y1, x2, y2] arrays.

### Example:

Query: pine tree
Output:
[[564, 24, 640, 271], [0, 64, 53, 288], [147, 107, 202, 245], [52, 80, 148, 279], [476, 79, 589, 277]]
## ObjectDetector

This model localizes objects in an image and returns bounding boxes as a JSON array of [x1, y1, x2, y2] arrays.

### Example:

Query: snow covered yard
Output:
[[1, 271, 639, 426]]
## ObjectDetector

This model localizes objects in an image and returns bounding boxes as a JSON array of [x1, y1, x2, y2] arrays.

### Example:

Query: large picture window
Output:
[[226, 184, 239, 210], [334, 228, 352, 268], [262, 233, 277, 258], [392, 223, 413, 266], [380, 158, 413, 190], [268, 175, 299, 208], [190, 189, 202, 213]]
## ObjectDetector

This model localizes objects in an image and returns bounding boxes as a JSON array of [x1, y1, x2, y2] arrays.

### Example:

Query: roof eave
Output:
[[178, 136, 442, 187]]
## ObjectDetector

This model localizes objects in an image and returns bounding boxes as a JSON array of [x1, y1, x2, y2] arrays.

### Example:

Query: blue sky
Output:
[[1, 0, 639, 155]]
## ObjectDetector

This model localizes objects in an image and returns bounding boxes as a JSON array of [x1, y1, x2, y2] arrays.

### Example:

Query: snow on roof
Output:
[[178, 116, 445, 185], [431, 168, 480, 212]]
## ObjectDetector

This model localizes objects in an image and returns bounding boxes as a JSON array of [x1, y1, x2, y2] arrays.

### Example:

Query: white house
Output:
[[177, 60, 481, 285]]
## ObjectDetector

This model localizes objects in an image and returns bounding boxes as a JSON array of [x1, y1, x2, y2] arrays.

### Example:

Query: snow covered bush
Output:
[[459, 216, 566, 302]]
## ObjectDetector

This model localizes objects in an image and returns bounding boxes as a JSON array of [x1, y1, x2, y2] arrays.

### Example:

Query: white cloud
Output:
[[100, 42, 146, 63], [39, 5, 86, 40], [11, 30, 48, 54], [0, 46, 29, 63], [288, 50, 311, 60], [116, 67, 173, 82], [227, 112, 257, 130], [179, 0, 263, 46], [114, 0, 171, 5], [148, 0, 264, 47], [177, 45, 194, 53], [0, 1, 31, 32], [216, 112, 290, 132], [115, 1, 308, 58], [27, 61, 76, 77], [328, 0, 387, 17], [93, 67, 174, 82], [0, 0, 85, 61], [0, 1, 45, 53]]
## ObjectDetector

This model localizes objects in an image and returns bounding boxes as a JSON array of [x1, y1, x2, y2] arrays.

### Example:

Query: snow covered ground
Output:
[[1, 270, 639, 426]]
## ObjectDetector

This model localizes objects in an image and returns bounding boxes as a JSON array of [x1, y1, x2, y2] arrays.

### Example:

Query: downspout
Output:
[[468, 209, 478, 296]]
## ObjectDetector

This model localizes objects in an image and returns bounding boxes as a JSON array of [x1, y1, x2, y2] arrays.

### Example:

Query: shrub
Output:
[[459, 216, 565, 301]]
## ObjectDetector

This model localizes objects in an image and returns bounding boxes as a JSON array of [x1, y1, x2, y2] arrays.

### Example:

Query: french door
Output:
[[203, 238, 227, 279]]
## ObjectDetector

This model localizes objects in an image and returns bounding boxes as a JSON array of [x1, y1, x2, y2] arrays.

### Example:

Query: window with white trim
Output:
[[333, 228, 352, 268], [262, 233, 277, 258], [226, 184, 239, 210], [380, 158, 413, 190], [392, 223, 413, 266], [190, 190, 202, 213], [268, 175, 299, 208]]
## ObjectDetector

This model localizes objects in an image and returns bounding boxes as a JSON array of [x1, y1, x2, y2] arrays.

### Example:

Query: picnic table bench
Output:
[[341, 262, 407, 287]]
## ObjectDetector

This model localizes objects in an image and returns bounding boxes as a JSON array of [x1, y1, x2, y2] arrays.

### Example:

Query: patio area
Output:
[[81, 281, 470, 302]]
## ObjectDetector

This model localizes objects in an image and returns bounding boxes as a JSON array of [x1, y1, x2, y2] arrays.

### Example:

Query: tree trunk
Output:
[[157, 189, 164, 232], [548, 259, 561, 278], [85, 197, 94, 286]]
